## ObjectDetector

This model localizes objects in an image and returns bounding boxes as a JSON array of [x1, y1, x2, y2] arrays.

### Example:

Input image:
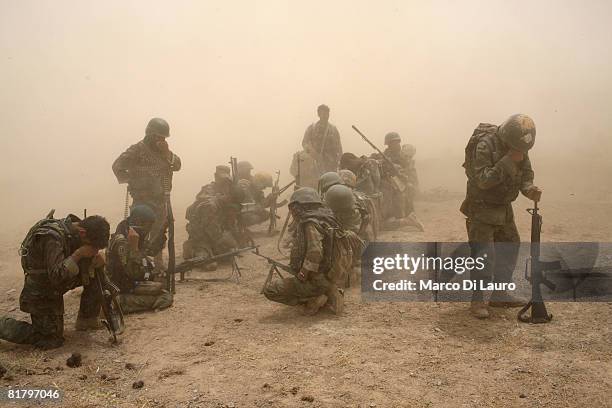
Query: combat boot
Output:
[[469, 301, 490, 319], [75, 316, 102, 331], [489, 290, 525, 308], [303, 295, 328, 316], [326, 288, 344, 315]]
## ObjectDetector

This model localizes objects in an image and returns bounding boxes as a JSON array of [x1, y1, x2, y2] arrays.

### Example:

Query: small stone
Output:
[[301, 395, 314, 402], [234, 318, 243, 323], [66, 353, 82, 368], [519, 393, 527, 398], [262, 383, 271, 390], [204, 341, 215, 346], [125, 363, 136, 370], [226, 403, 235, 408], [101, 374, 108, 380], [132, 380, 144, 389], [78, 374, 87, 380], [290, 386, 299, 395]]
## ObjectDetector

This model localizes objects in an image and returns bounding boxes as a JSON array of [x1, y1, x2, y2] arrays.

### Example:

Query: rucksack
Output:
[[462, 123, 498, 177], [19, 209, 72, 273]]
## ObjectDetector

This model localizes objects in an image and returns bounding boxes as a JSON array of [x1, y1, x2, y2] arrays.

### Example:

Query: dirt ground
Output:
[[0, 195, 610, 408]]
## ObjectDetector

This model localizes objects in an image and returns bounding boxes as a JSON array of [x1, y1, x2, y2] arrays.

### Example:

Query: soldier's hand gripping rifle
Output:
[[518, 201, 555, 324], [351, 125, 406, 192], [268, 171, 296, 236], [252, 249, 295, 293]]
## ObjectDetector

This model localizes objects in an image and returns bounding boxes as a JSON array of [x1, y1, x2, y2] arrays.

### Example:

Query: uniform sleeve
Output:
[[114, 238, 144, 281], [43, 238, 80, 283], [301, 223, 324, 276], [112, 144, 139, 184], [472, 141, 517, 190], [169, 152, 181, 172], [519, 153, 535, 195]]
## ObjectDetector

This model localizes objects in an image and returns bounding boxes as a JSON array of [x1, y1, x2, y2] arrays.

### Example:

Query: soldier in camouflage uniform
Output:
[[338, 169, 377, 241], [374, 132, 424, 231], [183, 165, 245, 271], [302, 104, 343, 174], [0, 214, 110, 349], [263, 188, 357, 315], [240, 171, 275, 227], [112, 118, 181, 270], [339, 152, 381, 196], [461, 114, 542, 318], [106, 205, 173, 314]]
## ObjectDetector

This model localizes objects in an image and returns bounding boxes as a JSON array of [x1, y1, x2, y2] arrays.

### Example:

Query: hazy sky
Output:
[[1, 0, 611, 232]]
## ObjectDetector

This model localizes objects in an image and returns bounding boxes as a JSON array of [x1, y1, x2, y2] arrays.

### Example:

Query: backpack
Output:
[[462, 123, 498, 178], [19, 210, 72, 273]]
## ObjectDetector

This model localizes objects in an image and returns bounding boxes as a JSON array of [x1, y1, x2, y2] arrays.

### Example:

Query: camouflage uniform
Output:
[[264, 207, 356, 307], [0, 215, 102, 349], [302, 121, 343, 174], [106, 220, 173, 314], [461, 123, 535, 295], [112, 139, 181, 258]]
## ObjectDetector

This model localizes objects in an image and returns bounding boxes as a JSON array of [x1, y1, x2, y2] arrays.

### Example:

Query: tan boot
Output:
[[75, 316, 102, 331], [469, 301, 490, 319], [326, 288, 345, 315], [303, 295, 328, 316]]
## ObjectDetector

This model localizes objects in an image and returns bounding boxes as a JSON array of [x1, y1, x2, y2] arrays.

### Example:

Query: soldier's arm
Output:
[[301, 222, 324, 278], [112, 238, 144, 280], [333, 126, 343, 157], [472, 141, 517, 190], [169, 152, 181, 172], [112, 144, 138, 184], [43, 238, 82, 283], [302, 125, 314, 151], [519, 153, 535, 195]]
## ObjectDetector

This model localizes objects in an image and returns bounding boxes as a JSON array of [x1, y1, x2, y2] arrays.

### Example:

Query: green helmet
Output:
[[384, 132, 401, 145], [402, 144, 416, 158], [237, 161, 254, 174], [324, 184, 355, 212], [289, 187, 322, 206], [145, 118, 170, 137], [318, 172, 342, 194], [498, 114, 536, 153], [129, 204, 156, 224], [338, 169, 357, 188]]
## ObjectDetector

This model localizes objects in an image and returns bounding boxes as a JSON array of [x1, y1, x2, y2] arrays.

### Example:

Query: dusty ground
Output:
[[0, 195, 611, 408]]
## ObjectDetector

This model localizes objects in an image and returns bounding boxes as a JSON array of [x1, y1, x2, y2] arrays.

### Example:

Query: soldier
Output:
[[112, 117, 181, 271], [339, 152, 381, 196], [302, 104, 343, 174], [374, 132, 424, 231], [0, 213, 110, 349], [183, 165, 245, 271], [461, 114, 542, 318], [237, 161, 254, 181], [106, 205, 173, 314], [338, 169, 377, 241], [240, 171, 275, 227], [263, 188, 356, 315]]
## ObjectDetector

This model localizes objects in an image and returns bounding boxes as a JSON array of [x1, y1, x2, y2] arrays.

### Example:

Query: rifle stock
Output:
[[174, 246, 258, 275]]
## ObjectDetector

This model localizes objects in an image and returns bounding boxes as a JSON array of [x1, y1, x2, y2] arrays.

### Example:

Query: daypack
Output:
[[462, 123, 498, 178], [19, 209, 72, 273]]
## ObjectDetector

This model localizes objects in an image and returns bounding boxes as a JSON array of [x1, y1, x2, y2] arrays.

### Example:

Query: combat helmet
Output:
[[338, 169, 357, 188], [498, 114, 536, 153], [252, 172, 273, 189], [318, 172, 342, 194], [129, 204, 156, 224], [237, 161, 254, 176], [289, 187, 322, 206], [384, 132, 401, 145], [324, 184, 355, 212], [145, 118, 170, 137]]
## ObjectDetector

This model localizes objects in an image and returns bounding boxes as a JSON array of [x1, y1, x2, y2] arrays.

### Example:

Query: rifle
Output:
[[351, 125, 406, 192], [518, 201, 554, 324], [174, 245, 258, 276], [166, 193, 176, 292], [252, 249, 295, 293], [268, 174, 296, 236]]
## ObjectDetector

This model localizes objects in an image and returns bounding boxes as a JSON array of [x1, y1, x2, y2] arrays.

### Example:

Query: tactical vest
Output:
[[107, 233, 135, 293], [463, 123, 525, 205], [128, 141, 173, 202], [19, 215, 73, 276]]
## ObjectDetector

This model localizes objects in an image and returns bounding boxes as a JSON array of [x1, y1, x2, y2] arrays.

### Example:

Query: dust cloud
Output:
[[1, 0, 611, 243]]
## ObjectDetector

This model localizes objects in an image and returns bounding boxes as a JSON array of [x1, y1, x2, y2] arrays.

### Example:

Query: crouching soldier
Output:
[[0, 212, 110, 349], [107, 205, 173, 314], [263, 188, 360, 315]]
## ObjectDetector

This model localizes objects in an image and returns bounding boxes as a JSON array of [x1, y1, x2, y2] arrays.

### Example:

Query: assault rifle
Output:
[[268, 172, 295, 235], [252, 249, 295, 293], [166, 193, 176, 292], [351, 125, 406, 192], [174, 245, 258, 282], [229, 156, 256, 246], [518, 201, 555, 324]]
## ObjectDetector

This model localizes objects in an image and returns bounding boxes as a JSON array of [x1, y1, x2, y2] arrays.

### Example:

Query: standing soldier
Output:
[[112, 118, 181, 272], [263, 188, 354, 315], [302, 104, 343, 174], [106, 205, 173, 314], [461, 114, 542, 318], [0, 213, 110, 349]]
